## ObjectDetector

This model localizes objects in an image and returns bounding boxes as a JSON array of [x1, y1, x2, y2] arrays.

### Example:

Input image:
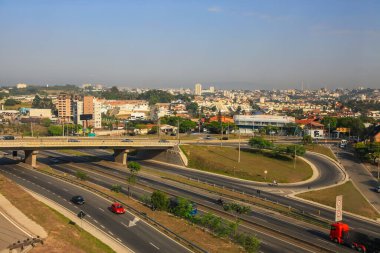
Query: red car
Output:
[[111, 202, 125, 214]]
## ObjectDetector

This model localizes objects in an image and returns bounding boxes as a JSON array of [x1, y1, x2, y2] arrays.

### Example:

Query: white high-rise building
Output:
[[93, 99, 102, 128], [73, 101, 83, 125], [194, 83, 202, 96], [209, 86, 215, 93]]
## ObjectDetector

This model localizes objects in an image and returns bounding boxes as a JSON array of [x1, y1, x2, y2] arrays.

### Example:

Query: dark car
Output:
[[68, 139, 80, 142], [71, 195, 85, 205], [159, 139, 169, 143], [216, 198, 225, 205], [375, 186, 380, 193], [121, 139, 133, 142]]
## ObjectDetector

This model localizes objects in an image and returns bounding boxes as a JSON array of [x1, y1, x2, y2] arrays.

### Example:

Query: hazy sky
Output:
[[0, 0, 379, 90]]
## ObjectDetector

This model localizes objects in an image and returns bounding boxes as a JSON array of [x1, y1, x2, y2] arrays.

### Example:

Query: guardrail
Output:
[[0, 140, 176, 149], [36, 169, 207, 253]]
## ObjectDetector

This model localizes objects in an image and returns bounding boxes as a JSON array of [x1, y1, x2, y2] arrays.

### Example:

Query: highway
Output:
[[0, 159, 191, 253], [79, 148, 380, 235], [38, 150, 354, 253]]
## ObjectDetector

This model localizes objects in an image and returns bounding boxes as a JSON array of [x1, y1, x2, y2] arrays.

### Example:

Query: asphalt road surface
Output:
[[0, 160, 191, 253]]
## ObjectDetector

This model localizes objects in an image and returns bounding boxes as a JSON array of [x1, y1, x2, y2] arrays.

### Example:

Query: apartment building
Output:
[[57, 93, 72, 123]]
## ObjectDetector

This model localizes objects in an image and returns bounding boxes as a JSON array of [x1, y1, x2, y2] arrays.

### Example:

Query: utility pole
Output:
[[377, 158, 379, 180], [238, 130, 241, 163], [328, 123, 331, 139], [294, 145, 297, 169], [31, 122, 34, 137], [158, 117, 161, 140], [220, 124, 223, 147], [177, 119, 180, 143]]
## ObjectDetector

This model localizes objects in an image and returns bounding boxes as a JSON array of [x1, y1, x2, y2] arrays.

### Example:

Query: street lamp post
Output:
[[294, 145, 297, 169], [238, 130, 241, 163]]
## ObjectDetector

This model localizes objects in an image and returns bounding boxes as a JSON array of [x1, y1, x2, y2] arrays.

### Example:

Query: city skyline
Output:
[[0, 0, 379, 89]]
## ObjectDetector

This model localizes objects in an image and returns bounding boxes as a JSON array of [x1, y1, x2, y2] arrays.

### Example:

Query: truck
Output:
[[340, 139, 348, 148], [330, 222, 380, 253]]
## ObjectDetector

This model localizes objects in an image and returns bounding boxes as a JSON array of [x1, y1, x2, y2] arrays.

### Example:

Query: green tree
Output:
[[150, 190, 169, 211], [48, 125, 63, 136], [4, 98, 20, 106], [41, 118, 51, 127], [186, 102, 199, 116], [286, 145, 306, 157], [171, 197, 193, 219], [127, 161, 141, 184], [302, 135, 312, 145], [248, 137, 273, 149], [321, 116, 337, 129]]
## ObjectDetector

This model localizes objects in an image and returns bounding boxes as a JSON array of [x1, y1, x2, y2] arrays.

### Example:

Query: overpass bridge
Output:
[[0, 139, 176, 167]]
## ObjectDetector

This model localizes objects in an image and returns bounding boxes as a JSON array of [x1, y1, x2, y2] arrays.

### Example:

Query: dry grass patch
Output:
[[0, 174, 115, 253], [305, 144, 337, 161], [296, 181, 380, 220], [181, 145, 312, 183]]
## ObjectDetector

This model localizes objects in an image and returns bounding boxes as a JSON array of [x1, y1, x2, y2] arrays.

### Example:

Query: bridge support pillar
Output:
[[113, 149, 128, 165], [24, 150, 39, 167]]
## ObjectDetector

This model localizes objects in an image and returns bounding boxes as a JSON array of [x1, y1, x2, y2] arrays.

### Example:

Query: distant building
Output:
[[259, 97, 266, 104], [16, 83, 27, 89], [29, 108, 52, 119], [57, 93, 72, 123], [73, 100, 83, 125], [209, 86, 215, 93], [194, 83, 202, 96], [234, 115, 295, 134]]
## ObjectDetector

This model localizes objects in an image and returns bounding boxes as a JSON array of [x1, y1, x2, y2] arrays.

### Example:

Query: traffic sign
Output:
[[335, 195, 343, 222]]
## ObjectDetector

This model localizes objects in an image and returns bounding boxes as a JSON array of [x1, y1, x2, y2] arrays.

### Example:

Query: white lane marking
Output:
[[121, 222, 129, 228], [63, 188, 69, 192], [87, 214, 91, 218], [149, 242, 160, 250], [116, 238, 122, 242], [33, 176, 38, 179], [48, 182, 52, 184], [98, 207, 105, 212], [100, 225, 105, 229], [109, 231, 114, 235], [93, 219, 98, 223]]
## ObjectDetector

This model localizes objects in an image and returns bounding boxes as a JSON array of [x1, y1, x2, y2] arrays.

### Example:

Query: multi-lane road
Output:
[[1, 144, 380, 253], [0, 158, 191, 253]]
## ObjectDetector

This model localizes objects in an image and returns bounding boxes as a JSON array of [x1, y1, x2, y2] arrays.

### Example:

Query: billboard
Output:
[[306, 129, 324, 139], [80, 114, 93, 120], [336, 127, 350, 133], [335, 195, 343, 222]]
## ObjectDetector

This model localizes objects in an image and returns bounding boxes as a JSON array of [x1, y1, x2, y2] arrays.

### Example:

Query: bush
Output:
[[75, 171, 88, 181], [128, 161, 141, 172], [151, 190, 169, 211], [110, 184, 122, 193], [248, 137, 273, 149], [170, 197, 193, 219]]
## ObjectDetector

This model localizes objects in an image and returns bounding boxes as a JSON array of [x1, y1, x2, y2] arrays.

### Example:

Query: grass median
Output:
[[304, 144, 337, 161], [296, 181, 380, 220], [180, 145, 313, 183]]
